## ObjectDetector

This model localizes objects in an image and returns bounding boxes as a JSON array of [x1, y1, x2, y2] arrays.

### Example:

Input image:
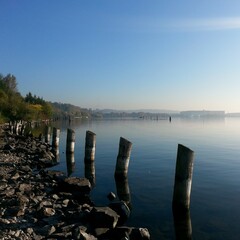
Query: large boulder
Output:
[[90, 207, 119, 228], [108, 201, 130, 225], [61, 177, 91, 195], [99, 227, 151, 240]]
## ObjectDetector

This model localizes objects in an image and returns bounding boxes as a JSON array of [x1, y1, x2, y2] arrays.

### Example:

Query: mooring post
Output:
[[84, 130, 96, 163], [20, 123, 26, 136], [45, 126, 51, 143], [114, 137, 132, 177], [172, 144, 194, 210], [52, 127, 60, 149], [66, 128, 75, 153], [16, 121, 21, 135]]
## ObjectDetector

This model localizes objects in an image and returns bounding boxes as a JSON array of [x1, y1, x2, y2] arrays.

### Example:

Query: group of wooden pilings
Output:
[[44, 126, 132, 184], [8, 120, 45, 136], [115, 138, 195, 212], [46, 126, 193, 239], [46, 126, 194, 212], [114, 139, 195, 213], [44, 126, 97, 183], [8, 120, 28, 135]]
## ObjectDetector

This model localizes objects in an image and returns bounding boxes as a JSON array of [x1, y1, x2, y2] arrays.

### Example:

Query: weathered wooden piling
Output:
[[114, 137, 132, 177], [52, 127, 60, 149], [20, 123, 26, 136], [11, 121, 20, 135], [16, 122, 21, 135], [45, 126, 51, 143], [66, 128, 75, 153], [84, 131, 96, 163], [172, 144, 194, 210]]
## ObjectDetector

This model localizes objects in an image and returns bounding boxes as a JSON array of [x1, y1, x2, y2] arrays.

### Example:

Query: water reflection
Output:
[[52, 147, 60, 164], [66, 153, 75, 176], [115, 176, 131, 209], [85, 162, 96, 187], [112, 175, 132, 225], [173, 209, 192, 240]]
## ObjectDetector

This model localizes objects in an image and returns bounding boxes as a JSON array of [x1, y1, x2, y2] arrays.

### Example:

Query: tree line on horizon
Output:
[[0, 73, 90, 123], [0, 73, 53, 123]]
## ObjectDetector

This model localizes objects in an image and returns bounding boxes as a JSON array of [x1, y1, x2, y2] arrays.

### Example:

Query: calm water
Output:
[[48, 117, 240, 240]]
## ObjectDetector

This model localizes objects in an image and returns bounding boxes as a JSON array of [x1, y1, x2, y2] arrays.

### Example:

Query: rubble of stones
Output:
[[0, 126, 150, 240]]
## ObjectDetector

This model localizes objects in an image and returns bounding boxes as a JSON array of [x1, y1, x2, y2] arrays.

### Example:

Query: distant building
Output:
[[180, 110, 225, 118]]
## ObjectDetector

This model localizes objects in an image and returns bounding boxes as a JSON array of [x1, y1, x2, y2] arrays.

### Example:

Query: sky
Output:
[[1, 0, 240, 113]]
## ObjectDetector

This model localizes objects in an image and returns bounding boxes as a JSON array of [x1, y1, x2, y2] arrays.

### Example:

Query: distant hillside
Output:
[[91, 109, 173, 119], [50, 102, 91, 119], [96, 109, 179, 114], [180, 110, 225, 118], [226, 112, 240, 117]]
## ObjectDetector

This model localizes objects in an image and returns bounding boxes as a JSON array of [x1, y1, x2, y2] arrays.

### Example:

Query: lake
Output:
[[48, 117, 240, 240]]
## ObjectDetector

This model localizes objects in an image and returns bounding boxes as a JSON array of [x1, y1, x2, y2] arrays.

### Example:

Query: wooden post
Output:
[[66, 128, 75, 153], [84, 131, 96, 163], [52, 127, 60, 149], [173, 144, 194, 210], [13, 121, 20, 135], [114, 137, 132, 177], [45, 126, 51, 143], [20, 123, 26, 136], [15, 121, 20, 135]]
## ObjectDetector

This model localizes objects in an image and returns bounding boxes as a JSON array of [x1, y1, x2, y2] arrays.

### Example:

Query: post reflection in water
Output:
[[111, 175, 132, 225], [53, 147, 60, 164], [173, 209, 192, 240], [66, 153, 75, 176], [115, 176, 131, 209], [85, 162, 96, 188]]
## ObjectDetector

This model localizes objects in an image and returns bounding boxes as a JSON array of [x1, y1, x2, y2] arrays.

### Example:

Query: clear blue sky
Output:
[[1, 0, 240, 112]]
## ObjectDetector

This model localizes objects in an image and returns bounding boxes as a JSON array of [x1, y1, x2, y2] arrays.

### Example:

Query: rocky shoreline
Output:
[[0, 125, 150, 240]]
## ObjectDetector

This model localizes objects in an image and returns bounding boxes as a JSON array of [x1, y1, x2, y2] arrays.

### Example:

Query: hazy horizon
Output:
[[1, 1, 240, 112]]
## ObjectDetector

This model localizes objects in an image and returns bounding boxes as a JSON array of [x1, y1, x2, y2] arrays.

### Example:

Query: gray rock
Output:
[[90, 206, 119, 228], [78, 230, 97, 240], [109, 201, 131, 225], [107, 192, 116, 201], [94, 228, 109, 237], [0, 180, 7, 190], [61, 177, 91, 195], [100, 227, 150, 240], [0, 130, 151, 240], [36, 225, 56, 236], [130, 227, 151, 240], [19, 183, 32, 193], [26, 227, 34, 235], [38, 207, 56, 217]]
